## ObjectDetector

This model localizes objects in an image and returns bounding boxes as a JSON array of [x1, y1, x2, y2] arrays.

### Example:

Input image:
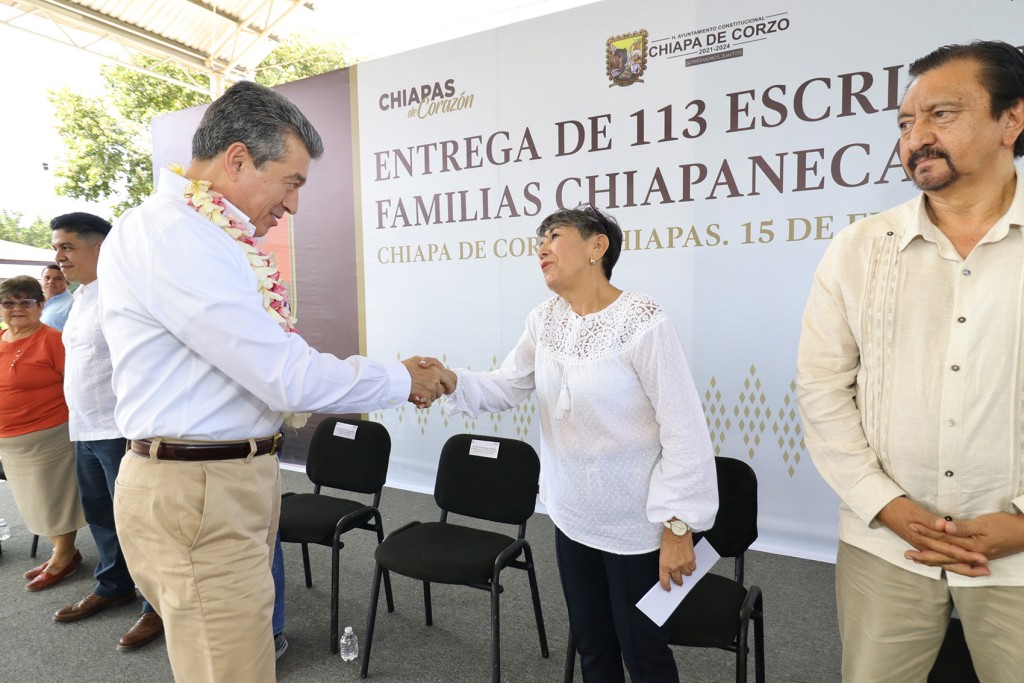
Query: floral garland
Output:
[[170, 164, 310, 429]]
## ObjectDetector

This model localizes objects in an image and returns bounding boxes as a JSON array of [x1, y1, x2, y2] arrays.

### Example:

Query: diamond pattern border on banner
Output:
[[371, 353, 807, 475], [702, 368, 807, 478]]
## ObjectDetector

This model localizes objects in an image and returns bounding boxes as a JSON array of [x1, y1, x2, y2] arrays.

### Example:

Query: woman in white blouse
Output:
[[440, 205, 719, 681]]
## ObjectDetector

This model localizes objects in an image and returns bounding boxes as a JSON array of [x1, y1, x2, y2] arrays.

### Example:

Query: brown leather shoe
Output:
[[54, 592, 137, 622], [118, 612, 164, 650]]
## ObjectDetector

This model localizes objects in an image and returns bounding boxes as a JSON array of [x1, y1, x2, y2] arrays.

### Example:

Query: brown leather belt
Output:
[[130, 434, 282, 462]]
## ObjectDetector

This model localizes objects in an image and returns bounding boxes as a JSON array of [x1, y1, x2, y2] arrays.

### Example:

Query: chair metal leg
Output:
[[30, 534, 39, 558], [754, 599, 765, 683], [490, 580, 501, 683], [563, 633, 576, 683], [523, 544, 549, 657], [383, 568, 395, 612], [361, 563, 384, 679], [301, 542, 313, 587], [736, 617, 750, 683], [423, 581, 433, 626], [374, 519, 395, 612], [330, 543, 341, 653]]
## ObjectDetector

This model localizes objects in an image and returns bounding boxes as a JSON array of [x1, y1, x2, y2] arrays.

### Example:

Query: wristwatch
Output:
[[663, 519, 691, 536]]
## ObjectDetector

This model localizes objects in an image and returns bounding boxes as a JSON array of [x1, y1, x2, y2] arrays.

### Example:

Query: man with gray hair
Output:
[[99, 80, 447, 682], [798, 41, 1024, 682]]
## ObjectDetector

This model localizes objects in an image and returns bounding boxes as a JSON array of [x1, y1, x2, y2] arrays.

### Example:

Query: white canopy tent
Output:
[[0, 0, 314, 96], [0, 239, 56, 280]]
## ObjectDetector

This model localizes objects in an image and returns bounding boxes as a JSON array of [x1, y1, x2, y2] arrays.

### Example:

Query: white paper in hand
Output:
[[636, 538, 721, 627]]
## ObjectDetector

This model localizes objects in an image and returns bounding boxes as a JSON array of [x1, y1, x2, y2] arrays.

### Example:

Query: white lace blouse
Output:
[[444, 291, 718, 554]]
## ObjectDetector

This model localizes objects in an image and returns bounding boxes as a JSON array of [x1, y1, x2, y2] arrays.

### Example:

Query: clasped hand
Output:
[[402, 356, 457, 408], [878, 497, 1024, 577]]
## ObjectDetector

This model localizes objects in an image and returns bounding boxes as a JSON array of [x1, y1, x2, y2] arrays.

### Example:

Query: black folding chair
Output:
[[564, 456, 764, 683], [361, 433, 549, 682], [278, 417, 394, 652]]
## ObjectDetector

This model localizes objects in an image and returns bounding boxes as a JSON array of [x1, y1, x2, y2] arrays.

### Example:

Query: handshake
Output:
[[402, 356, 457, 408]]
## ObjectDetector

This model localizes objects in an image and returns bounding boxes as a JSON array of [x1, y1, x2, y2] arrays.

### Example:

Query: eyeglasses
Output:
[[0, 299, 39, 310]]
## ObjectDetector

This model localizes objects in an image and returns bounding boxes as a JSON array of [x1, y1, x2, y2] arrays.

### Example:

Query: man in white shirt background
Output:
[[49, 212, 163, 650], [39, 264, 73, 331], [98, 80, 448, 682], [798, 40, 1024, 683]]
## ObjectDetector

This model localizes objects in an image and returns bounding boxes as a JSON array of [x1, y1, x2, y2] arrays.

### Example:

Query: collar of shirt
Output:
[[899, 165, 1024, 252], [156, 167, 258, 238], [71, 280, 93, 302]]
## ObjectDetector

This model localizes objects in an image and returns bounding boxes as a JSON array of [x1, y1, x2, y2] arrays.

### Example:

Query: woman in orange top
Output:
[[0, 275, 85, 590]]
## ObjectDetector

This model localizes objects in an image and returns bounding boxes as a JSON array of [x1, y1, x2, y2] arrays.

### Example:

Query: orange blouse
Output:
[[0, 324, 68, 437]]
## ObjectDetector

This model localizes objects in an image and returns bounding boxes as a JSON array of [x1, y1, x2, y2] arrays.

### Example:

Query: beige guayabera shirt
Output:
[[798, 167, 1024, 587]]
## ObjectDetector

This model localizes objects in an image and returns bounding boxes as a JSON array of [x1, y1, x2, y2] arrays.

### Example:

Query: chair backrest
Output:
[[433, 434, 540, 525], [305, 417, 391, 495], [698, 457, 758, 558]]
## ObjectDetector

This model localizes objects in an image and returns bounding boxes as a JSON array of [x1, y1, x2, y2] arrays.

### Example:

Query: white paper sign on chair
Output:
[[468, 440, 500, 458], [333, 422, 358, 439]]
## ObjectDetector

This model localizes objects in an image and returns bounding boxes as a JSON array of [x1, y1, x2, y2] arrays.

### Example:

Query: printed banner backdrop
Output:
[[355, 0, 1023, 561]]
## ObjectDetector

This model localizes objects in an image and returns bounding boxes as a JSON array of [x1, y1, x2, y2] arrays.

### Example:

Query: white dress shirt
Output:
[[798, 167, 1024, 586], [445, 291, 718, 554], [62, 280, 120, 441], [98, 169, 411, 441]]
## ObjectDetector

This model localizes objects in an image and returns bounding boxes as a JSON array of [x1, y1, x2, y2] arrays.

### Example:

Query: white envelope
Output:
[[636, 538, 722, 627]]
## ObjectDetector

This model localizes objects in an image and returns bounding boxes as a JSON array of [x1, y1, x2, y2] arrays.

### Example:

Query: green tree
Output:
[[49, 34, 355, 216], [254, 34, 357, 87], [0, 210, 54, 249]]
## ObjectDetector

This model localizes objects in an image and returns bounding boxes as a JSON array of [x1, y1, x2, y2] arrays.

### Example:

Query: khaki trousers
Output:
[[114, 451, 281, 682], [836, 541, 1024, 683]]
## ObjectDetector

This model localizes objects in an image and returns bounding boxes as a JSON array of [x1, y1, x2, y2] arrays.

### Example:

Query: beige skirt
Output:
[[0, 422, 85, 536]]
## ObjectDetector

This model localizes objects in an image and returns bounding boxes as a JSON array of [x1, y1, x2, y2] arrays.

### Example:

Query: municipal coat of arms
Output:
[[606, 30, 648, 87]]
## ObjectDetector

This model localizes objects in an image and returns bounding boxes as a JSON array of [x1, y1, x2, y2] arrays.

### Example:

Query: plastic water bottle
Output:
[[339, 626, 359, 661], [0, 518, 9, 541]]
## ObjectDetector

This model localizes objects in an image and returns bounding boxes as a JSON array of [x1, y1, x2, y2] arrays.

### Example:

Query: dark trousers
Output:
[[76, 438, 153, 612], [272, 531, 284, 635], [555, 528, 678, 683]]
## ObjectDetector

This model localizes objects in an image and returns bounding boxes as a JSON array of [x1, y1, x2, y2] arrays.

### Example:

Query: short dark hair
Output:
[[50, 212, 112, 244], [536, 204, 624, 280], [41, 264, 62, 275], [0, 275, 45, 302], [192, 80, 324, 167], [909, 40, 1024, 156]]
